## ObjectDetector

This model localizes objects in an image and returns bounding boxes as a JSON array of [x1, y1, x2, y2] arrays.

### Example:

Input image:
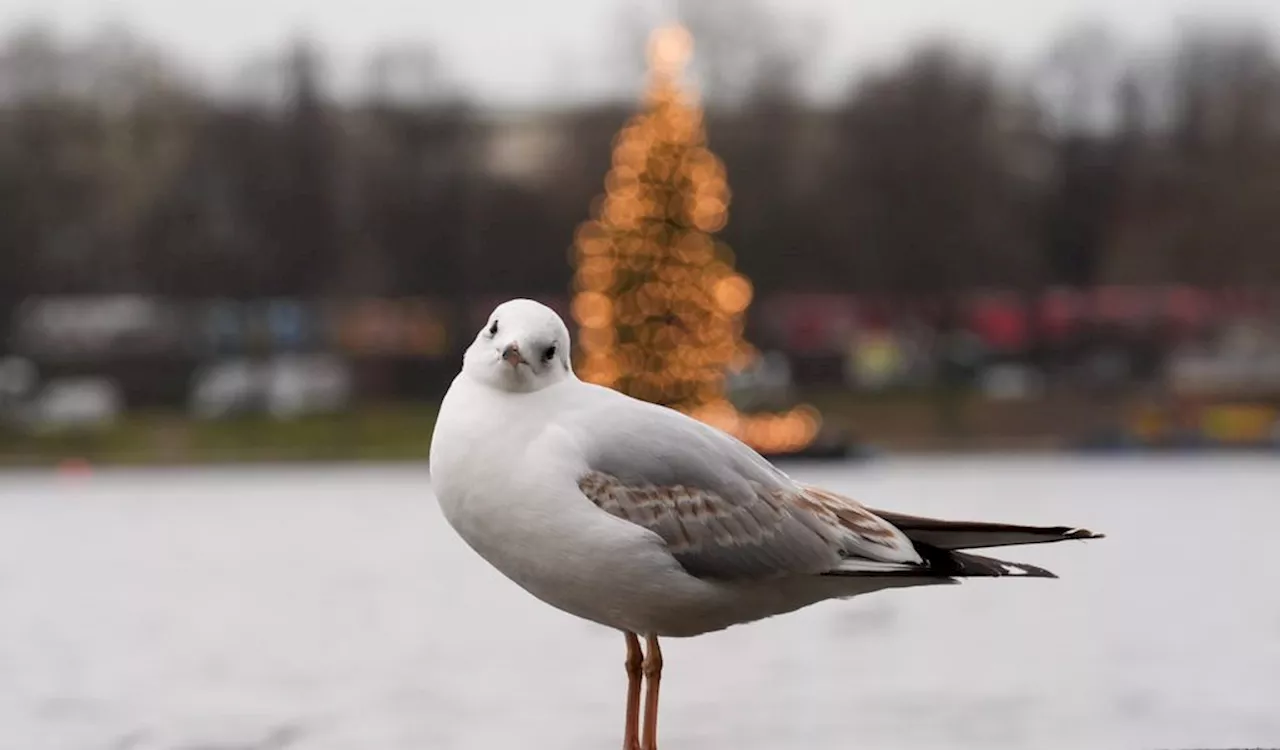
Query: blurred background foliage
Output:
[[3, 1, 1280, 462]]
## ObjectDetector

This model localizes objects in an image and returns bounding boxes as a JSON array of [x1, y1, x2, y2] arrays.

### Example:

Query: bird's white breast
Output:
[[428, 376, 705, 633], [431, 377, 574, 513], [430, 376, 601, 572]]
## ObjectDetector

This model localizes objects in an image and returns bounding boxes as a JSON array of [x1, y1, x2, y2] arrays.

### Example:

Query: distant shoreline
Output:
[[3, 389, 1278, 468]]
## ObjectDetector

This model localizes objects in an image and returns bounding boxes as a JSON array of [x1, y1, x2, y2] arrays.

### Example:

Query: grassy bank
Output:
[[0, 404, 439, 467], [12, 385, 1221, 466], [1, 388, 1121, 467]]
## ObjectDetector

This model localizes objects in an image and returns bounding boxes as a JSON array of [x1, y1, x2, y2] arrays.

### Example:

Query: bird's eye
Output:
[[542, 344, 557, 362], [488, 320, 499, 337]]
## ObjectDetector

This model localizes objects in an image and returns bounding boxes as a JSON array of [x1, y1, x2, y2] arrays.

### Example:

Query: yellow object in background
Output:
[[1201, 404, 1277, 445]]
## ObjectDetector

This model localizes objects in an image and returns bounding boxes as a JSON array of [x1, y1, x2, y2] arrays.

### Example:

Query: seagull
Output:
[[429, 298, 1103, 750]]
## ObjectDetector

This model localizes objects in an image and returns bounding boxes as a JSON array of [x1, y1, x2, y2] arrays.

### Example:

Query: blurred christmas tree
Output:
[[570, 25, 820, 455]]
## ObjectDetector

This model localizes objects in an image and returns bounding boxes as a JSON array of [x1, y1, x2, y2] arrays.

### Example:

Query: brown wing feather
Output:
[[792, 485, 920, 557], [579, 472, 924, 581]]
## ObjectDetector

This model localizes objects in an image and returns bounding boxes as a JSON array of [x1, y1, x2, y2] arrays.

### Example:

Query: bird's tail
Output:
[[826, 545, 1063, 579], [827, 511, 1103, 580], [913, 545, 1060, 578]]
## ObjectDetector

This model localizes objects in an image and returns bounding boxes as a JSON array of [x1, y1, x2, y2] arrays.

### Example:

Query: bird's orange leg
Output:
[[623, 632, 643, 750], [640, 634, 663, 750]]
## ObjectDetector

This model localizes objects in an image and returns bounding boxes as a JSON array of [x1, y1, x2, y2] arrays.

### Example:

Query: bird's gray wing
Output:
[[568, 389, 922, 581]]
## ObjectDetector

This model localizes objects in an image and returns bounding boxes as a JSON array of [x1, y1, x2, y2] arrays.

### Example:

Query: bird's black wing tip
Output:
[[1064, 527, 1105, 541]]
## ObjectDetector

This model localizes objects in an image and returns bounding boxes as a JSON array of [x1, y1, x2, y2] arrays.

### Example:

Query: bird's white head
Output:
[[462, 299, 575, 393]]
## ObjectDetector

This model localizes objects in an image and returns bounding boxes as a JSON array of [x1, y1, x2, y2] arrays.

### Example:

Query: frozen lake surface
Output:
[[2, 457, 1279, 750]]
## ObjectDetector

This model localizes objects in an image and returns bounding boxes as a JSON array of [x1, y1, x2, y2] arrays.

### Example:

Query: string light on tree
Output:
[[570, 23, 821, 456]]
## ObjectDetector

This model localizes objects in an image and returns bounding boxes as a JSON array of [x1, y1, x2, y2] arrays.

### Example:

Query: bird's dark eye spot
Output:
[[488, 320, 499, 337], [542, 344, 557, 362]]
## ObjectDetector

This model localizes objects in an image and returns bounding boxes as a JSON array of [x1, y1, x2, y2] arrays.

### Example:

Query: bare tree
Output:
[[823, 44, 1044, 294]]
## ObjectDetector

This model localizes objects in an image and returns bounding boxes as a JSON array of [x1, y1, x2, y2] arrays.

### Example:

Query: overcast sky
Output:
[[4, 0, 1279, 104]]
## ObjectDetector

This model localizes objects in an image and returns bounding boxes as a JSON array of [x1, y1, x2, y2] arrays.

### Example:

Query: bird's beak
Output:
[[502, 343, 527, 367]]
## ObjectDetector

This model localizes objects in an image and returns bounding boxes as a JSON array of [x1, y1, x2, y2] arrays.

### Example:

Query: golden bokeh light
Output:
[[571, 292, 613, 329], [647, 25, 694, 79], [714, 274, 754, 315], [570, 23, 820, 455]]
